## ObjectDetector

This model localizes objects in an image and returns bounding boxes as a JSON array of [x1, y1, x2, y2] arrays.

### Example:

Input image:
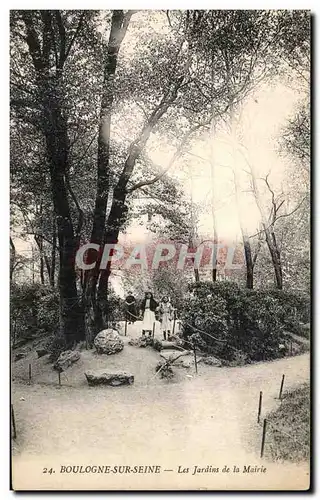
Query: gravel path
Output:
[[11, 339, 310, 491]]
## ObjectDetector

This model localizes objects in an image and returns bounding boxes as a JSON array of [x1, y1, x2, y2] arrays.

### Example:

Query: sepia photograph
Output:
[[10, 8, 311, 491]]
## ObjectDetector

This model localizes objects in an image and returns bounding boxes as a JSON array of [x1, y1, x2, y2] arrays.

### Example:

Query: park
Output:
[[10, 9, 310, 491]]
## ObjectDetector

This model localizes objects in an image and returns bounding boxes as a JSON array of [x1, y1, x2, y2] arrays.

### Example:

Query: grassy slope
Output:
[[267, 384, 310, 462]]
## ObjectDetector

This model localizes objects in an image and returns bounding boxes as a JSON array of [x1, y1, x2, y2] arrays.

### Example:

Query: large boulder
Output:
[[85, 370, 134, 387], [94, 329, 124, 355], [54, 350, 80, 372]]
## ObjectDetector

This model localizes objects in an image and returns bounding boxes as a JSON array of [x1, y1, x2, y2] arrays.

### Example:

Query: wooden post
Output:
[[58, 371, 61, 386], [260, 419, 267, 458], [124, 318, 127, 336], [279, 374, 285, 400], [257, 391, 263, 423], [11, 404, 16, 439], [28, 363, 32, 384], [290, 341, 293, 356], [152, 322, 155, 339], [193, 343, 198, 374]]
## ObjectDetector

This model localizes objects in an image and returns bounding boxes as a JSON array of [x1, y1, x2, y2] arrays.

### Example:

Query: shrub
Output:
[[266, 289, 310, 333], [235, 290, 284, 361], [181, 284, 229, 353], [48, 334, 67, 362], [10, 283, 59, 346], [37, 288, 59, 335], [179, 282, 308, 363], [105, 288, 125, 323], [155, 360, 174, 379]]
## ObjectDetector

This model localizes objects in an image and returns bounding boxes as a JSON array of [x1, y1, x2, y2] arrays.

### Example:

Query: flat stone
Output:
[[54, 350, 80, 372], [85, 370, 134, 387]]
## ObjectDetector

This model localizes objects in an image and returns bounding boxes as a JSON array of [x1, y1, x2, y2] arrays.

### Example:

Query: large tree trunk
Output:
[[39, 241, 45, 284], [50, 218, 56, 287], [265, 228, 283, 289], [243, 237, 254, 289], [88, 11, 185, 332], [22, 11, 85, 347], [42, 79, 85, 347], [10, 237, 16, 282], [83, 11, 133, 341], [95, 182, 127, 329]]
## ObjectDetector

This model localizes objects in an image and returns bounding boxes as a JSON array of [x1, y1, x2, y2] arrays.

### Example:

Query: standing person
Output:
[[159, 296, 174, 341], [125, 291, 136, 324], [140, 291, 158, 337]]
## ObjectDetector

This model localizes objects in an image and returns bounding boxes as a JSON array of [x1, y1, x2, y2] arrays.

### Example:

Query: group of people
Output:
[[125, 291, 175, 340]]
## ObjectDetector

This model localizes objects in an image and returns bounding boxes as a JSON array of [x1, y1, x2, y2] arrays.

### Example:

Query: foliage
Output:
[[280, 102, 310, 171], [181, 284, 229, 346], [155, 360, 174, 379], [266, 289, 310, 332], [180, 281, 309, 362], [11, 283, 59, 345], [48, 334, 68, 363], [36, 288, 60, 334], [105, 287, 125, 323], [153, 338, 163, 352]]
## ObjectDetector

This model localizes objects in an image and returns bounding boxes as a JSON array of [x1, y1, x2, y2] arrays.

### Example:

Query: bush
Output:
[[266, 289, 310, 333], [48, 334, 67, 362], [155, 360, 174, 379], [11, 283, 59, 346], [179, 282, 309, 363], [105, 288, 125, 323], [235, 290, 284, 361], [36, 289, 59, 335], [181, 284, 229, 354]]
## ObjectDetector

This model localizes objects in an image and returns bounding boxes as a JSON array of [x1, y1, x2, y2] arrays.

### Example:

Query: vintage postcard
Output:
[[10, 9, 311, 491]]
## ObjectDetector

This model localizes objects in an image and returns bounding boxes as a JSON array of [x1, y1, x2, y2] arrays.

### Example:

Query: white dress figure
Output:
[[159, 297, 173, 340], [141, 292, 158, 334]]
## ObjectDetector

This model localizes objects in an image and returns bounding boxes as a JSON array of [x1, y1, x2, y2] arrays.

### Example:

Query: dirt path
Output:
[[11, 344, 310, 490]]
